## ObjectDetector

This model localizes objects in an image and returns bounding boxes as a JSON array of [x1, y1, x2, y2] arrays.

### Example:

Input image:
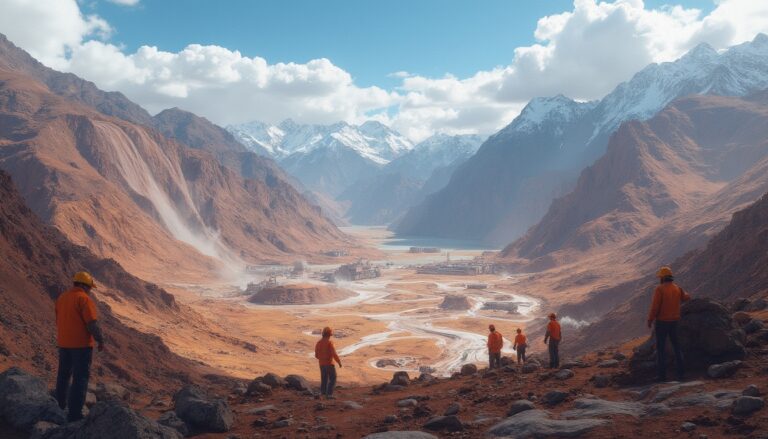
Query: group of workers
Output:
[[53, 265, 691, 419]]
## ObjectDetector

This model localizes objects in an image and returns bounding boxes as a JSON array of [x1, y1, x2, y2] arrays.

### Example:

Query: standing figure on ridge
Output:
[[647, 266, 691, 382], [315, 326, 342, 399], [513, 328, 527, 364], [487, 324, 503, 369], [55, 272, 105, 422], [544, 313, 561, 369]]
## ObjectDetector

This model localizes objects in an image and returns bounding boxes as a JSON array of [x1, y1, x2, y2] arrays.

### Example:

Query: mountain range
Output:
[[395, 34, 768, 245]]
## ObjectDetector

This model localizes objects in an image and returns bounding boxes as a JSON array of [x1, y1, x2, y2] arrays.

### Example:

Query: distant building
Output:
[[332, 259, 381, 281], [245, 275, 278, 295], [408, 247, 441, 253]]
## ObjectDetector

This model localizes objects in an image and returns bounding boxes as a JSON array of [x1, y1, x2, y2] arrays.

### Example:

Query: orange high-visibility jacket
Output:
[[55, 287, 98, 348], [546, 320, 562, 341], [514, 333, 527, 347], [647, 282, 691, 322], [487, 331, 503, 353], [315, 337, 341, 366]]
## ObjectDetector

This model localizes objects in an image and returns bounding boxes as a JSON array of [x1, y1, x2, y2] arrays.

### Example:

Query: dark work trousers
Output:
[[319, 365, 337, 396], [655, 320, 684, 381], [489, 352, 501, 369], [516, 346, 527, 363], [56, 347, 93, 421], [548, 339, 560, 368]]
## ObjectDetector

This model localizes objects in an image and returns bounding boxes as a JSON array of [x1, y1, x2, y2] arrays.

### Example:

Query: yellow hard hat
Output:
[[73, 271, 96, 288], [656, 266, 673, 278]]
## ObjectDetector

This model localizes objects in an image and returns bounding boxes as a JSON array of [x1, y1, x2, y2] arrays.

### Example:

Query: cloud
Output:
[[107, 0, 141, 5], [1, 0, 768, 141]]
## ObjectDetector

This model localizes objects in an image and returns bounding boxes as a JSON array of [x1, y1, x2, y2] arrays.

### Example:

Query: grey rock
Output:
[[561, 359, 587, 369], [597, 359, 620, 368], [650, 381, 704, 402], [344, 401, 364, 410], [744, 319, 765, 334], [259, 372, 285, 388], [507, 400, 535, 416], [707, 360, 743, 378], [681, 422, 697, 432], [522, 362, 540, 373], [173, 385, 233, 433], [246, 381, 272, 396], [0, 367, 65, 431], [592, 375, 610, 388], [284, 374, 312, 392], [390, 371, 410, 387], [554, 369, 574, 380], [732, 396, 765, 415], [487, 409, 609, 438], [362, 432, 438, 439], [93, 382, 131, 402], [613, 352, 627, 361], [460, 364, 478, 376], [542, 390, 569, 406], [743, 385, 761, 397], [443, 402, 461, 416], [422, 415, 463, 432], [562, 398, 644, 419], [272, 418, 293, 428], [157, 411, 189, 437], [383, 414, 398, 423], [247, 404, 277, 415], [79, 401, 181, 439], [396, 398, 419, 408], [643, 403, 671, 417]]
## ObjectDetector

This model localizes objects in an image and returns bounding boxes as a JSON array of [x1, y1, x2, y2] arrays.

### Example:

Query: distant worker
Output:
[[647, 266, 691, 382], [487, 324, 503, 369], [543, 313, 561, 369], [315, 327, 342, 399], [55, 272, 105, 422], [513, 328, 527, 364]]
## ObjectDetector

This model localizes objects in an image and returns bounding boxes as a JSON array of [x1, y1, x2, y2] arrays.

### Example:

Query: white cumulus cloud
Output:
[[0, 0, 767, 141]]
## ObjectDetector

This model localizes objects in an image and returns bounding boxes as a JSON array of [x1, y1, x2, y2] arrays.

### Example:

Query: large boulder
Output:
[[460, 364, 478, 376], [390, 371, 410, 387], [259, 372, 285, 388], [173, 385, 233, 433], [422, 415, 463, 432], [157, 411, 189, 437], [627, 299, 746, 383], [487, 410, 609, 438], [284, 375, 312, 392], [707, 360, 743, 379], [732, 396, 764, 415], [0, 368, 65, 431]]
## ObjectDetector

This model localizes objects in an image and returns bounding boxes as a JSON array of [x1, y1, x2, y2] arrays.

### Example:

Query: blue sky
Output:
[[88, 0, 715, 89]]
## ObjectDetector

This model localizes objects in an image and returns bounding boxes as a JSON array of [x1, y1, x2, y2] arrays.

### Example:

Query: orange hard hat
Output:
[[489, 324, 496, 331], [516, 328, 522, 333], [322, 327, 333, 337], [656, 266, 673, 278], [549, 313, 557, 319], [73, 271, 96, 288]]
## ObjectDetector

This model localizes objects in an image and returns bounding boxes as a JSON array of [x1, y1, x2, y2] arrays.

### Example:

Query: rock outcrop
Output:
[[0, 368, 64, 431], [173, 385, 233, 433]]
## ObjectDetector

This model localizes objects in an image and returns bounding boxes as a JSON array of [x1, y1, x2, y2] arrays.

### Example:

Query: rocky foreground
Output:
[[1, 297, 766, 439]]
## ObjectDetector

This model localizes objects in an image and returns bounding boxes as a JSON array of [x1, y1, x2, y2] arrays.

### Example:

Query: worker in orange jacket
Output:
[[487, 324, 503, 369], [647, 266, 691, 381], [315, 327, 342, 399], [543, 313, 561, 368], [513, 328, 527, 364], [55, 272, 105, 422]]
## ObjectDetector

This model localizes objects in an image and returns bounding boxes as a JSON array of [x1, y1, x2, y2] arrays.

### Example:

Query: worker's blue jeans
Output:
[[655, 320, 684, 381], [548, 339, 560, 368], [56, 347, 93, 421], [319, 365, 337, 396]]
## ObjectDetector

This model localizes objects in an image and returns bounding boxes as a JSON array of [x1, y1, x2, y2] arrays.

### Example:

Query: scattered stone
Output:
[[344, 401, 364, 410], [592, 375, 611, 388], [681, 422, 697, 432], [93, 382, 131, 402], [363, 432, 438, 439], [417, 373, 435, 383], [259, 372, 285, 388], [554, 369, 574, 380], [522, 363, 539, 373], [597, 359, 620, 368], [744, 319, 765, 334], [272, 418, 293, 428], [542, 390, 569, 406], [390, 371, 410, 387], [644, 403, 671, 417], [743, 385, 761, 397], [173, 385, 233, 433], [561, 359, 588, 369], [79, 401, 180, 439], [284, 375, 312, 392], [487, 410, 609, 438], [397, 399, 418, 408], [649, 381, 705, 403], [247, 404, 277, 415], [707, 360, 743, 379], [383, 415, 398, 424], [460, 364, 478, 376], [443, 402, 461, 416], [613, 352, 627, 361], [507, 400, 535, 416], [422, 415, 463, 432], [0, 367, 65, 431], [562, 398, 644, 419], [246, 381, 272, 396], [157, 411, 189, 437], [413, 405, 433, 418], [732, 396, 765, 415]]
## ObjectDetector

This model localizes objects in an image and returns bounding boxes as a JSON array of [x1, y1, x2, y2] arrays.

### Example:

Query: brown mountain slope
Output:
[[0, 69, 352, 279], [0, 169, 200, 389], [568, 191, 768, 354], [503, 94, 768, 266]]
